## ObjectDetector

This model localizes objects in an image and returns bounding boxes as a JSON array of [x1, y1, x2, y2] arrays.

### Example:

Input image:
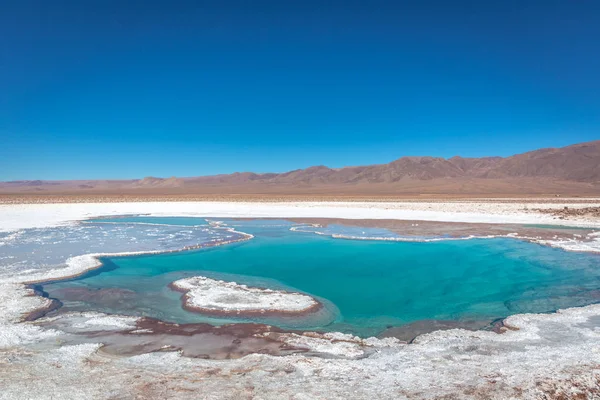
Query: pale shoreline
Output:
[[3, 199, 600, 233], [2, 200, 600, 399]]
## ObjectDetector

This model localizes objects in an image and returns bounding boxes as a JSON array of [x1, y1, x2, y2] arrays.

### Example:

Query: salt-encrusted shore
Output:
[[1, 200, 600, 399], [3, 198, 600, 233], [23, 231, 253, 286], [170, 276, 321, 317]]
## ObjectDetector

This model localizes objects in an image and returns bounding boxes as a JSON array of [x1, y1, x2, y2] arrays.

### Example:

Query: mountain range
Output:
[[2, 140, 599, 196]]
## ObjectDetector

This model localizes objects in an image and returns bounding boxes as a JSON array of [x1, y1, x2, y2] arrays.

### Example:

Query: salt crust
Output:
[[1, 202, 600, 398], [1, 304, 600, 398], [3, 200, 600, 234], [171, 276, 319, 315]]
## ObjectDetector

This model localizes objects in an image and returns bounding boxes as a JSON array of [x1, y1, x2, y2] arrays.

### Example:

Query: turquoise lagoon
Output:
[[43, 217, 600, 337]]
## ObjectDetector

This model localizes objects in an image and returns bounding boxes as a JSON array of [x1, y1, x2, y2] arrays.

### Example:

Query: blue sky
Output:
[[1, 0, 599, 180]]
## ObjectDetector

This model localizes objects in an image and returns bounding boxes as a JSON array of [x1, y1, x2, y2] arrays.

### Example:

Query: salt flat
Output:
[[2, 198, 600, 232], [1, 200, 600, 399]]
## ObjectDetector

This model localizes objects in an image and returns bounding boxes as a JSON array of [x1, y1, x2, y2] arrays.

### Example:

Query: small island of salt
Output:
[[169, 276, 321, 316]]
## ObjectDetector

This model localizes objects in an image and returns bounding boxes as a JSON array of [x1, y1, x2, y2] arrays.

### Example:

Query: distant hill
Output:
[[2, 140, 599, 196]]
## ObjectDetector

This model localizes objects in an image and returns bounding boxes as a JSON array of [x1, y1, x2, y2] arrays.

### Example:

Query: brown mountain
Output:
[[2, 140, 599, 196], [132, 176, 185, 188]]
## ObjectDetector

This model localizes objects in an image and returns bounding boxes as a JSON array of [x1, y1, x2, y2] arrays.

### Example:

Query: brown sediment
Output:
[[20, 284, 63, 321], [50, 287, 137, 306], [22, 298, 62, 322], [93, 317, 311, 359], [168, 281, 323, 318], [36, 308, 545, 361], [2, 193, 600, 205], [133, 316, 287, 337], [534, 206, 600, 219]]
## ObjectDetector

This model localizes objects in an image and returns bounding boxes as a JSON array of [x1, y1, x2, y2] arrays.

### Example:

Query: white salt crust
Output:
[[1, 201, 600, 399], [171, 276, 319, 315], [3, 200, 600, 233]]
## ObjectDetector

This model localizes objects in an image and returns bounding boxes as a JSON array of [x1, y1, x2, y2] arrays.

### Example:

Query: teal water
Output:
[[44, 219, 600, 337]]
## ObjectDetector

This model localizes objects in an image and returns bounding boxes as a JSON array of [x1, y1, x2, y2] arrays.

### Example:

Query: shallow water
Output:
[[40, 217, 600, 337], [0, 219, 235, 278]]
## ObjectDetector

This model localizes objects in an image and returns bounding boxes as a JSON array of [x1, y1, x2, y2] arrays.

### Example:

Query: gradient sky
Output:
[[1, 1, 599, 180]]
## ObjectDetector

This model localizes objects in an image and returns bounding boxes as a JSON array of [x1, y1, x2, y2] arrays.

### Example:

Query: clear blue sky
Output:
[[1, 0, 599, 180]]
